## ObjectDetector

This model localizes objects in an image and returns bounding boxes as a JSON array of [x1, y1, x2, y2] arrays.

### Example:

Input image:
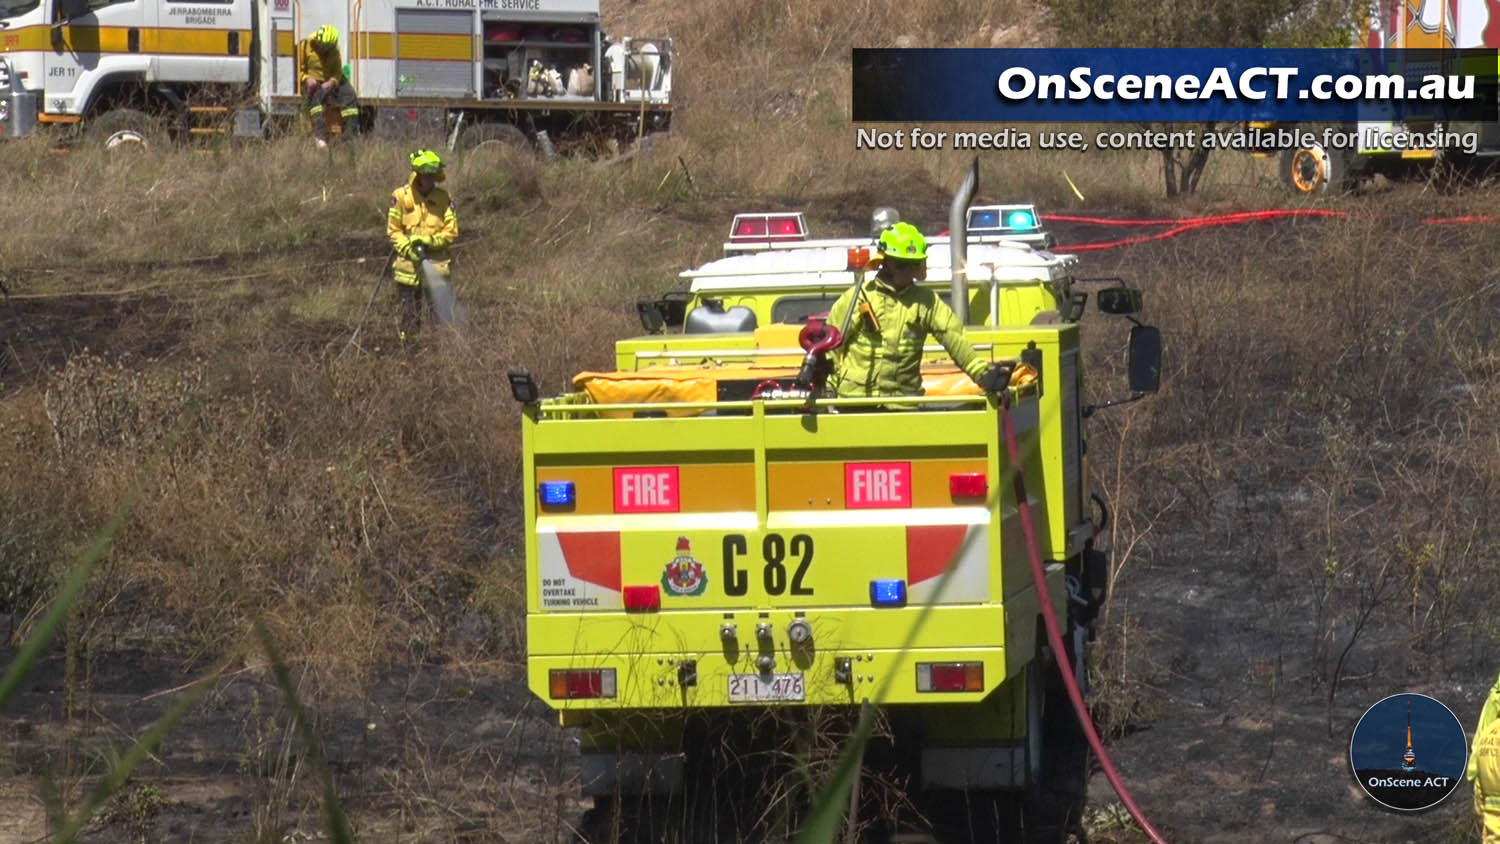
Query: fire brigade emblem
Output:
[[662, 536, 707, 596]]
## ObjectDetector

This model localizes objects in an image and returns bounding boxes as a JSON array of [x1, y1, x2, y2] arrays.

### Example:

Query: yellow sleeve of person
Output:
[[1470, 677, 1500, 784], [925, 287, 988, 381]]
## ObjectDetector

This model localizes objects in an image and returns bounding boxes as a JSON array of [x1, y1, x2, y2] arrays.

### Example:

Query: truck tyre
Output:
[[457, 121, 531, 152], [1020, 636, 1090, 844], [1279, 140, 1353, 194], [87, 108, 166, 151]]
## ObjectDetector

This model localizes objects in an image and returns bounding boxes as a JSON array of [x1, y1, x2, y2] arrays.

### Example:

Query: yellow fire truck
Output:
[[512, 168, 1160, 842], [0, 0, 669, 149]]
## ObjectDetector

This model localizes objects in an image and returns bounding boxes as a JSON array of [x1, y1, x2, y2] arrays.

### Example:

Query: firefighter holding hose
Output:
[[387, 149, 459, 343], [826, 221, 992, 399]]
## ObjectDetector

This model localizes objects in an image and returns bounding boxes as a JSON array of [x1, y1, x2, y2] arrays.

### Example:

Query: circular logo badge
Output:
[[1349, 693, 1467, 812]]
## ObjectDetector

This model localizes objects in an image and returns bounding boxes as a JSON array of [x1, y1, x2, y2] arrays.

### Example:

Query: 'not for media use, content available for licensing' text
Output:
[[855, 126, 1481, 154]]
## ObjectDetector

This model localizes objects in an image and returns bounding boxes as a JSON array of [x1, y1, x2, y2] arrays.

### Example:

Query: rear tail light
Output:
[[623, 584, 662, 611], [949, 472, 988, 499], [916, 662, 984, 692], [549, 668, 618, 699]]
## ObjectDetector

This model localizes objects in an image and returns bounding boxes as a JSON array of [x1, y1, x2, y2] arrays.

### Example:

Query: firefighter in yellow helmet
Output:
[[1469, 672, 1500, 841], [826, 222, 992, 399], [387, 149, 459, 342], [298, 25, 361, 149]]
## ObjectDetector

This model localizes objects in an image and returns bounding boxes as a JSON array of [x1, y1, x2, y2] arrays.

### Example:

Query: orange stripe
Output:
[[395, 33, 470, 61], [537, 464, 755, 515], [4, 25, 254, 55]]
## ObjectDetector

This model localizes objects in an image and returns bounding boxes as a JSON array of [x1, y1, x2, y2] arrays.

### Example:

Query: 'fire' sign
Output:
[[613, 467, 680, 513], [845, 462, 912, 508]]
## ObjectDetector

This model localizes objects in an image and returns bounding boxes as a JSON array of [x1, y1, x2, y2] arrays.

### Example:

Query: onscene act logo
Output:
[[1349, 693, 1467, 811]]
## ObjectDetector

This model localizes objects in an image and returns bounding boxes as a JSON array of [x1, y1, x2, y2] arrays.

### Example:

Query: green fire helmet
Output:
[[878, 221, 927, 261], [314, 25, 338, 47], [409, 149, 445, 176]]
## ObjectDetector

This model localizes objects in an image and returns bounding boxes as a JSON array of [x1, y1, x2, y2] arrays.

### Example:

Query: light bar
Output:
[[728, 212, 809, 243], [967, 204, 1042, 234], [548, 668, 618, 699], [870, 579, 907, 607], [916, 662, 984, 693], [539, 481, 576, 506]]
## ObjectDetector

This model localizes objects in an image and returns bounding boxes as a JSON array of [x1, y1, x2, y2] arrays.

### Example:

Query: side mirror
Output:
[[1128, 325, 1161, 395], [1096, 286, 1143, 316], [635, 300, 665, 333]]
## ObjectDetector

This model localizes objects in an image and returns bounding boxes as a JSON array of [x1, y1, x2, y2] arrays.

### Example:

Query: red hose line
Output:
[[1049, 209, 1349, 252], [1423, 215, 1500, 224], [1000, 401, 1170, 844], [1042, 209, 1346, 226]]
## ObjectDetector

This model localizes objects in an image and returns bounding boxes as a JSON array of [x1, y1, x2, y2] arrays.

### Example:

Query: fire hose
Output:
[[1044, 208, 1500, 252], [999, 394, 1170, 844]]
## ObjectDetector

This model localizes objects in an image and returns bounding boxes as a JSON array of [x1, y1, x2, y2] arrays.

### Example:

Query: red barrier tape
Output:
[[1423, 215, 1500, 224]]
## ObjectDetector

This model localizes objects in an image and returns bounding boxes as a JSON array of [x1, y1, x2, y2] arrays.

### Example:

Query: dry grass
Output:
[[6, 0, 1500, 839]]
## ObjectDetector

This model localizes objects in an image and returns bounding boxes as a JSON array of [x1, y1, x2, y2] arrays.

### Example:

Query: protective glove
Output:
[[978, 362, 1014, 394], [406, 236, 429, 260]]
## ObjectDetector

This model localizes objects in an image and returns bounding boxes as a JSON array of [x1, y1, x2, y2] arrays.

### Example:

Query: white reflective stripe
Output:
[[538, 512, 758, 531], [767, 507, 989, 529]]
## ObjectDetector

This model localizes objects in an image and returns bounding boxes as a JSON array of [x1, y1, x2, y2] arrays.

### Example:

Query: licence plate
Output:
[[728, 672, 805, 702]]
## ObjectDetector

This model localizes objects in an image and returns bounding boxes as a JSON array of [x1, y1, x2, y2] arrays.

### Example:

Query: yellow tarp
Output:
[[573, 362, 986, 413]]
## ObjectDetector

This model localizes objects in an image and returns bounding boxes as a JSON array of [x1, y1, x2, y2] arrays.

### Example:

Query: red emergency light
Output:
[[949, 472, 988, 499], [623, 584, 662, 611], [728, 213, 809, 243]]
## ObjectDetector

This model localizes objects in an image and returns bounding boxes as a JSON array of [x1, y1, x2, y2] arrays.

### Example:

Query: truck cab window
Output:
[[770, 295, 836, 324], [0, 0, 41, 19]]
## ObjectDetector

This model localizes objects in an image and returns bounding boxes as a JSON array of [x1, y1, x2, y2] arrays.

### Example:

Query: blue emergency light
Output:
[[969, 209, 1000, 229], [1006, 209, 1038, 230], [539, 481, 576, 506], [870, 578, 908, 608]]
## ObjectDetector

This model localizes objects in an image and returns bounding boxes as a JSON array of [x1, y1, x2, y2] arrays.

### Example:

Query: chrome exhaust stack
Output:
[[949, 158, 979, 324]]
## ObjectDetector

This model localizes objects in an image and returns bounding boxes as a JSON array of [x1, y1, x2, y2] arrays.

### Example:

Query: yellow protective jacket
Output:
[[1470, 678, 1500, 842], [826, 273, 987, 398], [387, 176, 459, 286], [297, 38, 344, 88]]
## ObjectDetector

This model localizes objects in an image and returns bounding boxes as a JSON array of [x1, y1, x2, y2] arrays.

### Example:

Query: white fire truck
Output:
[[0, 0, 670, 149]]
